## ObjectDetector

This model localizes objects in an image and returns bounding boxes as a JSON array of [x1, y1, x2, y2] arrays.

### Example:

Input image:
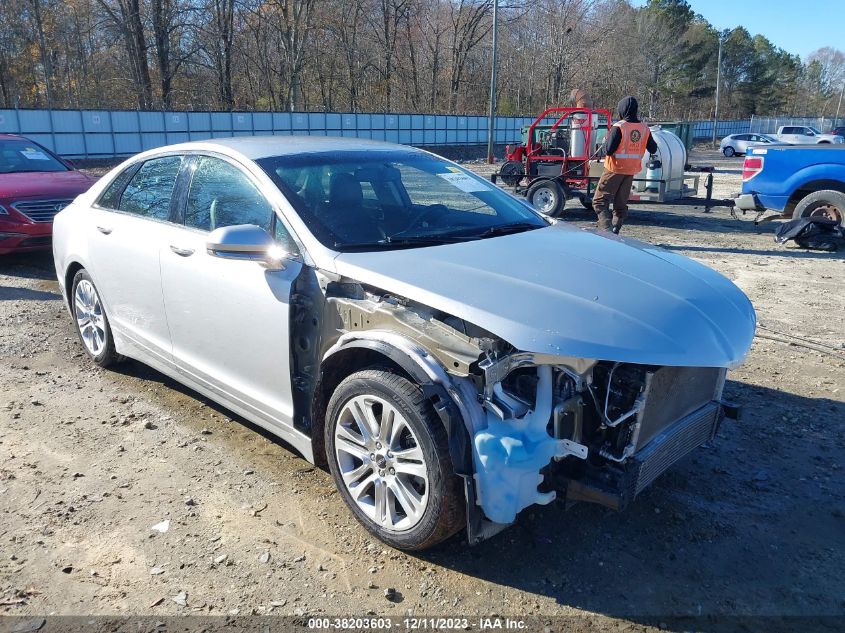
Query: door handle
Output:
[[170, 245, 195, 257], [96, 226, 112, 235]]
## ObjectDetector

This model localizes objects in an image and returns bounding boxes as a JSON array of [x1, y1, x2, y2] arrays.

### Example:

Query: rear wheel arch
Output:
[[64, 261, 85, 306], [786, 179, 845, 213]]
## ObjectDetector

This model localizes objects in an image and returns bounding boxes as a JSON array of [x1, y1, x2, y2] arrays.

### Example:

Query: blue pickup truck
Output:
[[734, 145, 845, 225]]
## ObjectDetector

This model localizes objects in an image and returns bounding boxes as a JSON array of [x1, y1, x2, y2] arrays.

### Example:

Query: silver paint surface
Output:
[[334, 221, 756, 369]]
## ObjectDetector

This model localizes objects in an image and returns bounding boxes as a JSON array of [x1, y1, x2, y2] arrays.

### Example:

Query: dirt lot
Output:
[[1, 150, 843, 630]]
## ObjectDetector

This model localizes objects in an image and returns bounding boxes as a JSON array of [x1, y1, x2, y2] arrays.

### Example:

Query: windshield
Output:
[[257, 150, 547, 251], [808, 127, 822, 134], [0, 139, 68, 174]]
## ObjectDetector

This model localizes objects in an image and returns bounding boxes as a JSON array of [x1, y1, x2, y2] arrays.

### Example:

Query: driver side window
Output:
[[185, 156, 273, 232]]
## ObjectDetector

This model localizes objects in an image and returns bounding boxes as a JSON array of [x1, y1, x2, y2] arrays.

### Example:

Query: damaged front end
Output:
[[305, 274, 739, 546], [458, 352, 735, 543]]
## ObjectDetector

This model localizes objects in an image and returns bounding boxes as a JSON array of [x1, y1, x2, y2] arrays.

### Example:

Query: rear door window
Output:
[[118, 156, 182, 220]]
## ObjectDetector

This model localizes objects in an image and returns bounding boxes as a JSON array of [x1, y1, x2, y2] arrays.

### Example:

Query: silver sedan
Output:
[[719, 133, 778, 156], [53, 137, 756, 550]]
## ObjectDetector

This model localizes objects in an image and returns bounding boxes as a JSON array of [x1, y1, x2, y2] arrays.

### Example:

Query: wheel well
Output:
[[311, 348, 411, 468], [64, 262, 84, 304], [786, 180, 845, 214]]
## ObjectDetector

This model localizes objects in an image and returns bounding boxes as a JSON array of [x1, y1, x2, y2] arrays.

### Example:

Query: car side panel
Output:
[[159, 225, 303, 428], [52, 203, 91, 309], [88, 208, 174, 366]]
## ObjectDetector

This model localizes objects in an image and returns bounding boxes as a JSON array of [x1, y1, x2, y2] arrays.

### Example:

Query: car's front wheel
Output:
[[324, 369, 464, 550], [71, 269, 119, 367], [722, 146, 735, 157]]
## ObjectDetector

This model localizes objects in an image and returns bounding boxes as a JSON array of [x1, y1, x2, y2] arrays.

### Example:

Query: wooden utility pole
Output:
[[486, 0, 498, 164], [712, 34, 723, 148]]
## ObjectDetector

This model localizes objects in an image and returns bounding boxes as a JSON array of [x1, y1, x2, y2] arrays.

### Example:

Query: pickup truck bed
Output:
[[735, 145, 845, 224]]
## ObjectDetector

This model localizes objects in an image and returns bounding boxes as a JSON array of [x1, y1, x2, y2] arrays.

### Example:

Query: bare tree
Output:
[[96, 0, 153, 109], [447, 0, 493, 113]]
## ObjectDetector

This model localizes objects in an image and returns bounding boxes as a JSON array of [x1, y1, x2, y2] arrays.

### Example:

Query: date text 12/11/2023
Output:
[[306, 617, 528, 630]]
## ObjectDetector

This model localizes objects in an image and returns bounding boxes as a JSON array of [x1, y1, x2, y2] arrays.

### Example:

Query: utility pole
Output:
[[835, 81, 844, 128], [712, 33, 723, 148], [486, 0, 499, 164]]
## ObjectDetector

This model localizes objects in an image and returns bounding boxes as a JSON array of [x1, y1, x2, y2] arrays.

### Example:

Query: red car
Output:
[[0, 134, 97, 255]]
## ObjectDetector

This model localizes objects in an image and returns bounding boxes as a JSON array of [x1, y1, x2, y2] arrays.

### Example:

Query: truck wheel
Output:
[[527, 180, 566, 217], [324, 369, 464, 550], [723, 146, 735, 157], [792, 189, 845, 225]]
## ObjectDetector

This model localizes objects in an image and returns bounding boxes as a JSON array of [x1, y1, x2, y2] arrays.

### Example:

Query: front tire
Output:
[[324, 369, 464, 550], [723, 146, 735, 157], [71, 269, 119, 367]]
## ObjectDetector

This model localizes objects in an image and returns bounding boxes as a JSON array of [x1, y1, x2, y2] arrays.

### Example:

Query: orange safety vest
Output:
[[604, 121, 650, 175]]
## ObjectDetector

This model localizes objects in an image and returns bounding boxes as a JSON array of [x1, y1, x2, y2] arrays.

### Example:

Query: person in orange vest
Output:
[[593, 96, 657, 234]]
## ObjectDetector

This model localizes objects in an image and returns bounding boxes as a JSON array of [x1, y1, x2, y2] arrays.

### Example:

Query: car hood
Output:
[[0, 170, 96, 200], [333, 223, 756, 368]]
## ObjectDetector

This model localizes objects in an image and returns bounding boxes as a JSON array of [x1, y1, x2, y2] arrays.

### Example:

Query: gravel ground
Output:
[[1, 150, 843, 630]]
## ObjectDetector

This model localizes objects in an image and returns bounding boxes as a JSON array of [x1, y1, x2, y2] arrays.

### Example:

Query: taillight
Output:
[[742, 156, 764, 181]]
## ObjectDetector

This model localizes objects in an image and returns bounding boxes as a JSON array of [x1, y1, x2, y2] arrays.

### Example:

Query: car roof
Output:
[[162, 135, 422, 160]]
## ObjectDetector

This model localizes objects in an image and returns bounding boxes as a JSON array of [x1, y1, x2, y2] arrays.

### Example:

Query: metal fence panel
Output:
[[111, 111, 140, 133], [9, 107, 839, 158], [0, 110, 20, 133], [18, 110, 51, 133]]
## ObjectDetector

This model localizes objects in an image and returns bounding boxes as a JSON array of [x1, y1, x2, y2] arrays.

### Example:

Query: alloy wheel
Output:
[[74, 279, 106, 356], [333, 394, 429, 532]]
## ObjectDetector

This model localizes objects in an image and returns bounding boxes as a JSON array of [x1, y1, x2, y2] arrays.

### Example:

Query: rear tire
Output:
[[324, 369, 464, 550], [527, 180, 566, 217], [722, 146, 735, 157], [792, 189, 845, 225], [71, 269, 119, 367]]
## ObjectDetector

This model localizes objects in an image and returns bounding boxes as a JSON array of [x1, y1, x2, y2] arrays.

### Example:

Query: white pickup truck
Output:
[[775, 125, 844, 144]]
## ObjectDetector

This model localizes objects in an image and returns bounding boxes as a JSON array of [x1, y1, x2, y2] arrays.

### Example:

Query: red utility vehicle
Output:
[[0, 134, 96, 255], [496, 106, 611, 216]]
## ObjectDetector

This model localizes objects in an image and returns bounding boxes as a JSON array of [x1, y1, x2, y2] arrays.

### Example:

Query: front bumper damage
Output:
[[311, 278, 745, 546], [452, 353, 738, 544]]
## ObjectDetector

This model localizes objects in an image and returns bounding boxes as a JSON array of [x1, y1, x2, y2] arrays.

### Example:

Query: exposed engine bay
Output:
[[292, 272, 737, 544]]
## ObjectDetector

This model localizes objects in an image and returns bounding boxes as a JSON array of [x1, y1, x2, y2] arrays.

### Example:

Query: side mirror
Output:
[[206, 224, 287, 270]]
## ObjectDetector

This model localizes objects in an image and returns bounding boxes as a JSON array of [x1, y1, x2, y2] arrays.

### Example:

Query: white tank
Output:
[[570, 112, 599, 158], [632, 127, 687, 198]]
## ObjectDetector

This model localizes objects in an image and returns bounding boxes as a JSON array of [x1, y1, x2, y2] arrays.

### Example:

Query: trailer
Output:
[[492, 106, 735, 216]]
